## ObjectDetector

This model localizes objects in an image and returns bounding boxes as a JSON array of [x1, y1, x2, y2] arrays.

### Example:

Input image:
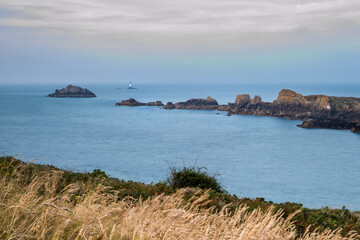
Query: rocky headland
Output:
[[227, 90, 360, 133], [47, 85, 96, 98], [115, 89, 360, 133]]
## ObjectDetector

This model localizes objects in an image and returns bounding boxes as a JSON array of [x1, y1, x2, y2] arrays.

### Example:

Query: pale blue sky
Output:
[[0, 1, 359, 84]]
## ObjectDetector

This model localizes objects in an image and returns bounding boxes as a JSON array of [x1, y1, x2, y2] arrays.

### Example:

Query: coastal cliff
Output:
[[115, 89, 360, 133], [47, 85, 96, 98], [227, 89, 360, 132]]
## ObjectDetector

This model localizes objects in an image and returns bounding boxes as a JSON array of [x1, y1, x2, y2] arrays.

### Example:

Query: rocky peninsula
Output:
[[115, 89, 360, 133], [47, 85, 96, 98]]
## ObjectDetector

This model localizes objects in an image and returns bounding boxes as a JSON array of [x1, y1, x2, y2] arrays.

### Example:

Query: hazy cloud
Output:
[[0, 0, 359, 51]]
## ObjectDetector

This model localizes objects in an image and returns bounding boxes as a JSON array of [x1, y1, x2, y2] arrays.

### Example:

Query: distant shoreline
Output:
[[116, 89, 360, 133]]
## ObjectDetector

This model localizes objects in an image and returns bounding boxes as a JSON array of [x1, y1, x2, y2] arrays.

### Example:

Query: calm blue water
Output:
[[1, 83, 360, 209]]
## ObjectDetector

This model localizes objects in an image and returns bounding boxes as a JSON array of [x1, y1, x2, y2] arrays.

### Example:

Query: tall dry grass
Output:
[[0, 162, 359, 240]]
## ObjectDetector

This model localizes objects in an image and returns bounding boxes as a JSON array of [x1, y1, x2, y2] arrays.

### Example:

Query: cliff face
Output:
[[275, 89, 332, 114], [235, 94, 250, 105], [115, 89, 360, 133], [276, 89, 307, 105], [275, 89, 360, 112], [47, 85, 96, 98]]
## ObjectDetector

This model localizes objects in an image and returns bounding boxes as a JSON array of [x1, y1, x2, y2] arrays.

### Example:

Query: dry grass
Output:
[[0, 162, 359, 240]]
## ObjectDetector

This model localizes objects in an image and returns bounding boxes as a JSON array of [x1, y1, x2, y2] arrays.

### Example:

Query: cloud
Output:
[[0, 0, 359, 51]]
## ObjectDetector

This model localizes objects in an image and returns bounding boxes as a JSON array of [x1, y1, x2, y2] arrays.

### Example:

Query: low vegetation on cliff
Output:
[[0, 156, 359, 239]]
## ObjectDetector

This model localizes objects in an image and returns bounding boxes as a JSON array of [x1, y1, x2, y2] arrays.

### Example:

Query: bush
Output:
[[90, 169, 108, 179], [167, 166, 225, 193]]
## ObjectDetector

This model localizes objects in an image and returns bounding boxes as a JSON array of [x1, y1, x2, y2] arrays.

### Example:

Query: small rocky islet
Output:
[[115, 98, 163, 107], [116, 89, 360, 133], [47, 85, 96, 98]]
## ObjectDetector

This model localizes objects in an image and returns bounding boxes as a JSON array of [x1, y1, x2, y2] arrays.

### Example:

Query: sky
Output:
[[0, 0, 359, 84]]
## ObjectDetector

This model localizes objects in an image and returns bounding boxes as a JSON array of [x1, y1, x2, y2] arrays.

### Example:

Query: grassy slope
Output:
[[1, 156, 359, 239]]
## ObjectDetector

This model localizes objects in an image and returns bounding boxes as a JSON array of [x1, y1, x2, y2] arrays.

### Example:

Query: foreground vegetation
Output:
[[0, 156, 359, 239]]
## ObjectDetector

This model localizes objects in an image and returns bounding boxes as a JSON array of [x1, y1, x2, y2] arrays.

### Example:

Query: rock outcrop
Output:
[[351, 123, 360, 133], [115, 98, 163, 107], [235, 94, 251, 105], [47, 85, 96, 98], [163, 96, 219, 110], [227, 89, 360, 132], [251, 95, 262, 104], [276, 89, 306, 105], [115, 89, 360, 133], [276, 89, 332, 111], [115, 98, 142, 106]]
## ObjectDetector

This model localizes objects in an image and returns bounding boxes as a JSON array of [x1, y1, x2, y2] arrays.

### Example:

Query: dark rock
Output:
[[350, 122, 360, 133], [115, 89, 360, 133], [115, 98, 143, 106], [217, 105, 230, 111], [298, 118, 358, 130], [47, 85, 96, 98], [163, 102, 175, 109], [145, 101, 164, 106], [183, 96, 218, 106], [115, 98, 163, 107], [205, 96, 218, 105], [163, 96, 219, 110]]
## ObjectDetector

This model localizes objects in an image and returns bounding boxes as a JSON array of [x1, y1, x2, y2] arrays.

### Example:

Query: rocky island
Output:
[[47, 85, 96, 98], [116, 89, 360, 133], [115, 98, 163, 106]]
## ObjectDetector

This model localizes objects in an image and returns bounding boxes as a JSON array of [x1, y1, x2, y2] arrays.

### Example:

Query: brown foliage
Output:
[[0, 160, 359, 239]]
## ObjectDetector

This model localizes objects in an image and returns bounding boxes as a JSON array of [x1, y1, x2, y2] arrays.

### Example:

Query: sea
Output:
[[1, 83, 360, 210]]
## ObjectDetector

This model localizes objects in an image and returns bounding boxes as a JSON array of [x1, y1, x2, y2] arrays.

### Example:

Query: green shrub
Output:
[[167, 166, 225, 193], [90, 169, 108, 179]]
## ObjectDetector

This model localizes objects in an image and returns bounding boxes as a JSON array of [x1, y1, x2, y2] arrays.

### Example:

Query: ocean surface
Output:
[[1, 83, 360, 210]]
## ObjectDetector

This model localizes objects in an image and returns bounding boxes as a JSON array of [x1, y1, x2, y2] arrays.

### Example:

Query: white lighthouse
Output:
[[129, 81, 132, 88]]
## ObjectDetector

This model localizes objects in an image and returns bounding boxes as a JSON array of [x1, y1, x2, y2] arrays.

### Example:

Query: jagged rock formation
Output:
[[235, 94, 251, 105], [115, 98, 163, 107], [47, 85, 96, 98], [251, 95, 262, 104], [229, 89, 360, 132], [115, 89, 360, 133]]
